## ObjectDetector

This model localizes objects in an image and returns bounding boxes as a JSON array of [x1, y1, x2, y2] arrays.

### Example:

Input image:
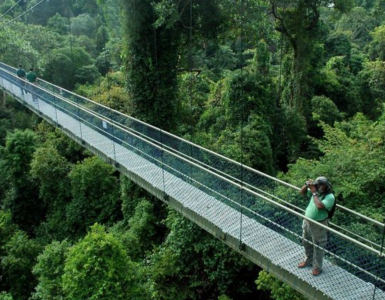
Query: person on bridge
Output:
[[26, 68, 38, 101], [298, 176, 335, 276], [16, 65, 27, 95]]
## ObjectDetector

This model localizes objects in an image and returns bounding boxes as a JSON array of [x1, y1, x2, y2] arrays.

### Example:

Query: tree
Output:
[[26, 0, 72, 25], [47, 13, 69, 35], [62, 224, 147, 300], [30, 147, 72, 241], [0, 0, 17, 19], [1, 231, 42, 300], [0, 210, 17, 292], [1, 130, 44, 233], [32, 240, 70, 300], [121, 0, 181, 131], [282, 113, 385, 214], [335, 7, 376, 48], [269, 0, 353, 116], [318, 56, 361, 116], [43, 46, 98, 90], [96, 25, 109, 52], [148, 211, 260, 300], [0, 27, 39, 68], [357, 60, 385, 118], [368, 25, 385, 61], [256, 271, 305, 300], [66, 157, 121, 237], [0, 292, 14, 300], [70, 14, 97, 37]]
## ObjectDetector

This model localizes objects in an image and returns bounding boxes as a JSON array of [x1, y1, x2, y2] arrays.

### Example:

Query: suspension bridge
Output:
[[1, 62, 385, 300]]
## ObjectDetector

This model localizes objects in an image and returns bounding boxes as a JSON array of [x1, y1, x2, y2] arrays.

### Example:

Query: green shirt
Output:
[[27, 71, 37, 83], [17, 68, 26, 78], [305, 189, 335, 221]]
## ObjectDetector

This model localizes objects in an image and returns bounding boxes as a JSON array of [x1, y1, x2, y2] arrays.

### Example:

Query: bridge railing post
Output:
[[75, 99, 83, 141], [108, 107, 117, 162], [52, 94, 59, 125], [373, 217, 385, 300]]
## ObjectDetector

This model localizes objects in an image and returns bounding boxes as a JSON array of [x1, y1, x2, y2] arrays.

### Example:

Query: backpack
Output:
[[316, 192, 337, 219], [324, 192, 339, 220]]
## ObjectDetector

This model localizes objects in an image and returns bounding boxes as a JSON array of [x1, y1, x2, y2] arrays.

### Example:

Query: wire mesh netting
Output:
[[1, 63, 385, 300]]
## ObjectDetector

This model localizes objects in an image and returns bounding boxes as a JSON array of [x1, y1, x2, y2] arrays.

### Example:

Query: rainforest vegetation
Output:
[[0, 0, 385, 299]]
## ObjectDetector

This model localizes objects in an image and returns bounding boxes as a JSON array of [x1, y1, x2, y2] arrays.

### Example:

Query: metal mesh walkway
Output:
[[1, 62, 384, 300]]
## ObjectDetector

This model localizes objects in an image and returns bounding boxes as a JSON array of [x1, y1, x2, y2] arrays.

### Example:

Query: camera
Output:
[[305, 181, 318, 188]]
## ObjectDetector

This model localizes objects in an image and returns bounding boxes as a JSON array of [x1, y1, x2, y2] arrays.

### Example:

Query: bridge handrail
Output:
[[29, 89, 385, 249], [1, 61, 384, 230], [2, 68, 385, 292], [1, 62, 381, 229], [43, 97, 385, 281]]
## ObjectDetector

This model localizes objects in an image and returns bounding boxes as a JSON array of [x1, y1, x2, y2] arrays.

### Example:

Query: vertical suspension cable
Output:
[[277, 0, 285, 107], [67, 3, 82, 140], [238, 0, 245, 249], [107, 65, 117, 162], [373, 219, 385, 299], [152, 6, 166, 196], [188, 0, 194, 182]]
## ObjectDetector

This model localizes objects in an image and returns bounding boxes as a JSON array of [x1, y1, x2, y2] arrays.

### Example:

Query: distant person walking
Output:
[[298, 176, 335, 276], [16, 65, 27, 95], [26, 68, 38, 101]]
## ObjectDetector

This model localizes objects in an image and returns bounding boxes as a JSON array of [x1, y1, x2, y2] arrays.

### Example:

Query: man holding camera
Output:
[[298, 176, 335, 276]]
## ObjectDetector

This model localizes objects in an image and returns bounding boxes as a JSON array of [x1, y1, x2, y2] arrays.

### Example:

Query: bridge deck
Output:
[[1, 70, 384, 300]]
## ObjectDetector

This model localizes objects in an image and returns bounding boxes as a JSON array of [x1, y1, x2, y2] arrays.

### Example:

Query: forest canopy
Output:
[[0, 0, 385, 300]]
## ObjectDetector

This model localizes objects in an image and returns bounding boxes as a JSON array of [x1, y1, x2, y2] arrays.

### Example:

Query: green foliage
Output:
[[1, 130, 44, 233], [369, 25, 385, 61], [127, 200, 159, 256], [319, 56, 361, 115], [120, 176, 149, 221], [30, 147, 71, 205], [357, 60, 385, 118], [311, 95, 341, 125], [148, 211, 259, 300], [76, 71, 130, 112], [30, 147, 72, 241], [62, 224, 147, 300], [0, 210, 17, 287], [0, 0, 18, 18], [324, 31, 352, 61], [47, 13, 69, 35], [217, 296, 232, 300], [178, 71, 212, 134], [43, 46, 98, 89], [67, 157, 121, 236], [256, 270, 305, 300], [0, 27, 39, 70], [122, 0, 181, 131], [284, 113, 385, 212], [1, 129, 39, 179], [96, 25, 109, 52], [1, 231, 42, 300], [0, 211, 17, 252], [32, 240, 70, 300], [35, 123, 88, 164], [271, 106, 308, 169], [214, 115, 274, 174], [0, 292, 14, 300], [71, 14, 97, 37], [26, 0, 72, 25], [335, 7, 376, 48]]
